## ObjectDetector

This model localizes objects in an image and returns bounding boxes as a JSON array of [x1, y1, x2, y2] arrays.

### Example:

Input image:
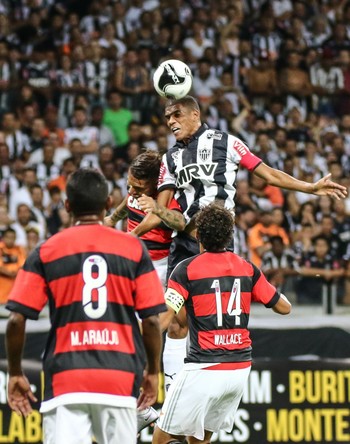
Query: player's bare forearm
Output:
[[154, 205, 186, 231], [104, 196, 128, 226], [255, 163, 347, 199], [6, 312, 26, 376], [138, 195, 186, 231], [130, 212, 162, 236], [142, 315, 162, 375]]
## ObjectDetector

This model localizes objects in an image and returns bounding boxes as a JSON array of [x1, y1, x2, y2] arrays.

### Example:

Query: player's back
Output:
[[169, 250, 278, 364]]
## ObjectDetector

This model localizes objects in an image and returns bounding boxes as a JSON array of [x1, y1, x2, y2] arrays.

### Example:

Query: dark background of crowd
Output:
[[1, 0, 350, 306]]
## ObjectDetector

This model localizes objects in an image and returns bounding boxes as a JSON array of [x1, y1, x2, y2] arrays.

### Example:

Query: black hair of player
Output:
[[195, 202, 234, 252], [165, 95, 200, 112], [66, 168, 109, 216], [130, 150, 161, 181]]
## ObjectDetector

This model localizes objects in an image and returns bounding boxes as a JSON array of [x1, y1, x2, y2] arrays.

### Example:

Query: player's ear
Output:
[[105, 195, 113, 211], [64, 199, 71, 213]]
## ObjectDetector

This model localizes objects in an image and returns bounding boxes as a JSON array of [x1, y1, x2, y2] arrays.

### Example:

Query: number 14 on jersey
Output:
[[211, 278, 242, 327]]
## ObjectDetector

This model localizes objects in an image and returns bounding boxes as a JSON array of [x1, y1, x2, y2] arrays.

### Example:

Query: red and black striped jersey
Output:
[[126, 193, 182, 260], [166, 251, 280, 364], [6, 224, 167, 411]]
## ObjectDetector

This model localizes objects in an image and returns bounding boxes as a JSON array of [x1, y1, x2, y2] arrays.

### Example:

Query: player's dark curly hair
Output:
[[195, 202, 234, 252], [66, 168, 109, 216], [165, 95, 200, 112], [130, 150, 161, 181]]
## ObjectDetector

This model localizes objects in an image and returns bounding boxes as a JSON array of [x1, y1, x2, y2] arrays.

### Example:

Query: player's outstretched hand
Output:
[[138, 194, 158, 214], [8, 375, 37, 417], [313, 174, 348, 199], [137, 372, 158, 410]]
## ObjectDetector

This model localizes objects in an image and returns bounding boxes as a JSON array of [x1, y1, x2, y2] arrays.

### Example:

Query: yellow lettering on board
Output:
[[8, 411, 25, 442], [25, 411, 42, 442]]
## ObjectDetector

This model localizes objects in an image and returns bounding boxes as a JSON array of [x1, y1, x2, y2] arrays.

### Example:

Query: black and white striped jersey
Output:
[[158, 124, 262, 223]]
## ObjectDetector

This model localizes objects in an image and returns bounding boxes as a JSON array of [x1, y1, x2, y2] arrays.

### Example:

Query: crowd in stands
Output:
[[1, 0, 350, 306]]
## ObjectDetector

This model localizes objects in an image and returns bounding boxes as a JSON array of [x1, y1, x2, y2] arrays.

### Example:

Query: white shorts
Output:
[[153, 256, 168, 289], [158, 365, 251, 440], [43, 404, 137, 444]]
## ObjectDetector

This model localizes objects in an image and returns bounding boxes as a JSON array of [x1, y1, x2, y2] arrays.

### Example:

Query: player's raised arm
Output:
[[254, 162, 347, 199]]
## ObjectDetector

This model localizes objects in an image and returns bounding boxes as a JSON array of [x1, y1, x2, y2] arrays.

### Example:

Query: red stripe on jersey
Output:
[[203, 362, 251, 370], [40, 225, 143, 263], [187, 252, 254, 281], [55, 322, 134, 354], [134, 270, 165, 312], [192, 291, 251, 317], [9, 269, 48, 312], [49, 273, 136, 308], [198, 329, 250, 351], [52, 368, 135, 397]]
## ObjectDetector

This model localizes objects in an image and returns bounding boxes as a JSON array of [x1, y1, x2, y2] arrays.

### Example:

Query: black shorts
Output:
[[166, 231, 199, 281]]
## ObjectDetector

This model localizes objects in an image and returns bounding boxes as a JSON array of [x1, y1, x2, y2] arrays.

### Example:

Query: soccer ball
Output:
[[153, 59, 193, 99]]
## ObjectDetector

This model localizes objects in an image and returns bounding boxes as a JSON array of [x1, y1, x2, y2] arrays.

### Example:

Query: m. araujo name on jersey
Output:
[[158, 125, 262, 222], [71, 328, 119, 346]]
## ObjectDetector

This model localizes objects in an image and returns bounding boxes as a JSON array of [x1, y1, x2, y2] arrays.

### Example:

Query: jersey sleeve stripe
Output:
[[6, 300, 41, 320]]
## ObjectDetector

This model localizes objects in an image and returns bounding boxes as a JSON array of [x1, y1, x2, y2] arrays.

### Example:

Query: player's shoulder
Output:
[[203, 127, 227, 141]]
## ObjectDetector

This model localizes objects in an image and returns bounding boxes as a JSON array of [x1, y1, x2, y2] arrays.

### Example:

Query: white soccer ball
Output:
[[153, 59, 193, 99]]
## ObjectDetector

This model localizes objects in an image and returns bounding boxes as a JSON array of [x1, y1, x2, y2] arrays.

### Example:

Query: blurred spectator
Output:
[[45, 185, 64, 236], [79, 0, 110, 40], [31, 142, 60, 187], [183, 20, 214, 60], [248, 209, 290, 267], [103, 89, 133, 156], [90, 104, 115, 148], [21, 46, 55, 113], [2, 111, 31, 160], [279, 50, 312, 116], [296, 234, 344, 305], [64, 106, 99, 168], [233, 205, 257, 260], [55, 54, 86, 128], [83, 39, 111, 105], [310, 48, 344, 116], [261, 235, 299, 292], [98, 22, 126, 61], [251, 15, 282, 62], [246, 53, 278, 113], [47, 156, 77, 193], [8, 166, 39, 219], [0, 227, 26, 304], [10, 203, 44, 247], [29, 183, 47, 238], [25, 226, 40, 255], [114, 49, 150, 121], [192, 58, 221, 109], [18, 102, 37, 137], [249, 174, 284, 210], [0, 204, 11, 238]]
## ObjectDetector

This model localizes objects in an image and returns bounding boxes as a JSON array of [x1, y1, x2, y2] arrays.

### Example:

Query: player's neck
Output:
[[74, 215, 103, 226]]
